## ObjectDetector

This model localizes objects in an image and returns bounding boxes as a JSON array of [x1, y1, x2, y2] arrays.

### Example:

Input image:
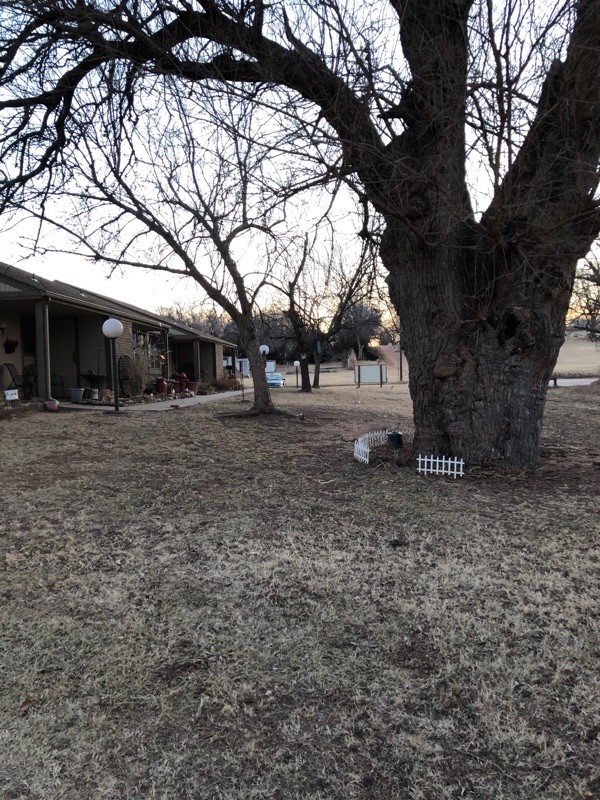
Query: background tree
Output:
[[156, 304, 238, 342], [252, 310, 296, 364], [570, 256, 600, 340], [333, 302, 383, 363], [271, 229, 378, 391], [1, 0, 599, 466], [4, 79, 293, 411]]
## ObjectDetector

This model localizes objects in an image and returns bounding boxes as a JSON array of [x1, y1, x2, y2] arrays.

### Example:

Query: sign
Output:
[[236, 358, 250, 377], [3, 389, 19, 401], [354, 364, 388, 387]]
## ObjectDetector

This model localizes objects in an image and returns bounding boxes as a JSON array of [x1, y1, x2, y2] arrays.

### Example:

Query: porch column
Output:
[[193, 341, 201, 383], [164, 330, 170, 378], [35, 300, 51, 399]]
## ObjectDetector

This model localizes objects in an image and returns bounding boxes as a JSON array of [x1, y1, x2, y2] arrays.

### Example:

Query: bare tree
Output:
[[156, 303, 235, 340], [570, 256, 600, 339], [1, 0, 599, 466], [7, 80, 285, 411], [269, 230, 377, 391], [334, 302, 383, 362]]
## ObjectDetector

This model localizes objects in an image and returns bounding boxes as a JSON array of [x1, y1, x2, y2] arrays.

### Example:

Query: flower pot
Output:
[[187, 381, 200, 394], [69, 387, 85, 402], [45, 399, 59, 412], [3, 343, 17, 353], [387, 431, 403, 449]]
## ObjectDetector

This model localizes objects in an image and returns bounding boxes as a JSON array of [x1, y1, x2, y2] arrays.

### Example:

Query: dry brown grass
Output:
[[1, 383, 599, 799], [555, 335, 599, 376]]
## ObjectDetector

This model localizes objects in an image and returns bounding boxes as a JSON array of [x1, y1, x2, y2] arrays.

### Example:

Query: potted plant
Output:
[[3, 339, 19, 353]]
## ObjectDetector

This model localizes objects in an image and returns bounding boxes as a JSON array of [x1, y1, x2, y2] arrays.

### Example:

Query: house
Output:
[[0, 262, 237, 400], [165, 317, 237, 384]]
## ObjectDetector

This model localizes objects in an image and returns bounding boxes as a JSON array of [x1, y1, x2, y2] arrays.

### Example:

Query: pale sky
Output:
[[1, 233, 205, 312]]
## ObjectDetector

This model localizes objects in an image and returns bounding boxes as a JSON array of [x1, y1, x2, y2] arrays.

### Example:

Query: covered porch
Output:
[[1, 264, 170, 400]]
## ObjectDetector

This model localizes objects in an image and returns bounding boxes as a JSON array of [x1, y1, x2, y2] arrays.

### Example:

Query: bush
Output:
[[210, 377, 241, 391]]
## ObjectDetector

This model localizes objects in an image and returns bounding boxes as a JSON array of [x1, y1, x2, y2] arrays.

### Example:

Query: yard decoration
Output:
[[353, 429, 392, 464], [387, 431, 403, 449], [416, 455, 465, 479], [155, 377, 168, 396]]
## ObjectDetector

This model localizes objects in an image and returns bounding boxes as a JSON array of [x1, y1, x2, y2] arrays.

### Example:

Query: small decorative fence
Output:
[[353, 429, 391, 464], [416, 454, 465, 479], [354, 431, 465, 478]]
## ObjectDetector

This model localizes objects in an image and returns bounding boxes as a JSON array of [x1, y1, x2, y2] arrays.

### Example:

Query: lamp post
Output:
[[398, 339, 404, 383], [259, 344, 269, 369], [102, 318, 124, 412], [293, 360, 300, 387]]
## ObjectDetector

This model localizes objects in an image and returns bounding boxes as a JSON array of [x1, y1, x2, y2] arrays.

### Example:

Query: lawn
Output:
[[555, 334, 599, 376], [1, 382, 599, 799]]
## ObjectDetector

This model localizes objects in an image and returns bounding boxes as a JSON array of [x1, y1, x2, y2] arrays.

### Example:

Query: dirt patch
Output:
[[1, 384, 598, 799]]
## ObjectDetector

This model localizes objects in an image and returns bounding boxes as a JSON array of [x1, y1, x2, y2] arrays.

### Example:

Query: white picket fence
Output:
[[353, 433, 465, 479], [353, 429, 391, 464], [416, 454, 465, 478]]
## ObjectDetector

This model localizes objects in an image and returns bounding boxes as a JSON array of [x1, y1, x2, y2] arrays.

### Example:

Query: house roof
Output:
[[0, 261, 237, 347], [162, 316, 237, 348], [0, 261, 169, 328]]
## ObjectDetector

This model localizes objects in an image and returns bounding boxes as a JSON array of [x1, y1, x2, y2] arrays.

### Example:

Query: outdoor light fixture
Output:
[[293, 359, 300, 387], [259, 344, 269, 369], [102, 318, 124, 412]]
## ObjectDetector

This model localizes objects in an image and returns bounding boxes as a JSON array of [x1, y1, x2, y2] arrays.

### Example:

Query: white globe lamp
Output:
[[102, 318, 124, 412], [102, 318, 124, 339]]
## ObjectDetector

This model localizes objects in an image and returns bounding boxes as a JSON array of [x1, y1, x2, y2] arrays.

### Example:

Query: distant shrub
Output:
[[210, 377, 242, 391]]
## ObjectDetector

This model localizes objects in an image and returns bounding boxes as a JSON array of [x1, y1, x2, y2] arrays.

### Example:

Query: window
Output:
[[148, 333, 163, 369], [132, 328, 164, 370]]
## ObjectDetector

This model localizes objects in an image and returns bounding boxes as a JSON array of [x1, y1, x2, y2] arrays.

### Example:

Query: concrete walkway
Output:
[[59, 388, 253, 413]]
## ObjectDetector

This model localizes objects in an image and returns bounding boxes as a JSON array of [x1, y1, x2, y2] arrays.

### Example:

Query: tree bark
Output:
[[236, 315, 276, 412], [284, 306, 313, 392], [383, 215, 573, 467], [312, 351, 321, 388], [299, 354, 311, 393], [378, 0, 600, 468]]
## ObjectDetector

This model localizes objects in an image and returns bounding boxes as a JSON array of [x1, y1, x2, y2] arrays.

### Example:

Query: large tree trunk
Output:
[[376, 0, 600, 470], [236, 316, 276, 413], [383, 220, 569, 467]]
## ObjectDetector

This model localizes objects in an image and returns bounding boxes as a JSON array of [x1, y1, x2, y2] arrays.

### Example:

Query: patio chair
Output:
[[3, 362, 33, 398], [28, 364, 65, 398], [3, 363, 64, 399]]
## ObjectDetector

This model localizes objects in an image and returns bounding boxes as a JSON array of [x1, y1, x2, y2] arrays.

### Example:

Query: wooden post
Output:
[[35, 300, 51, 399]]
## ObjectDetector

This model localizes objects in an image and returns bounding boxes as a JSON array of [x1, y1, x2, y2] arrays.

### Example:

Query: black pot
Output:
[[387, 431, 403, 449]]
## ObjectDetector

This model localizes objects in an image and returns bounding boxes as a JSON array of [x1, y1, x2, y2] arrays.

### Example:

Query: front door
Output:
[[49, 317, 78, 393]]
